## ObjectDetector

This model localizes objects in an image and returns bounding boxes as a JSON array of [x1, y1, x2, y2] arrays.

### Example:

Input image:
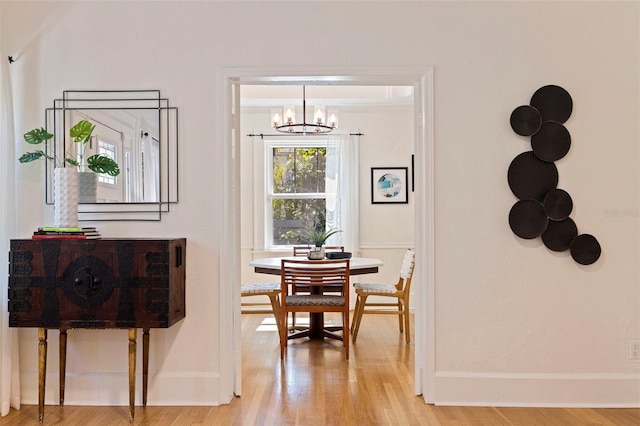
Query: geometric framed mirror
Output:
[[44, 90, 179, 221]]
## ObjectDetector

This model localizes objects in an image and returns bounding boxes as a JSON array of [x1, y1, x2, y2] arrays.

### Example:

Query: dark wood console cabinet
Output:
[[8, 238, 186, 422]]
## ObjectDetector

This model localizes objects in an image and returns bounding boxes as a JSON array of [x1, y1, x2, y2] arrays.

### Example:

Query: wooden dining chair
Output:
[[280, 258, 351, 360], [350, 249, 415, 344], [240, 283, 283, 337], [292, 245, 310, 256], [289, 246, 345, 331]]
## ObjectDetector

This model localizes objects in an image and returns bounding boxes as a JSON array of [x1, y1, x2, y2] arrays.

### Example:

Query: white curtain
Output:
[[325, 134, 359, 254], [326, 133, 360, 309], [0, 40, 21, 415], [142, 135, 159, 202]]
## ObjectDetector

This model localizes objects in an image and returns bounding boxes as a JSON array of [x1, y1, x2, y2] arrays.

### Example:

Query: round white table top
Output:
[[250, 256, 383, 275]]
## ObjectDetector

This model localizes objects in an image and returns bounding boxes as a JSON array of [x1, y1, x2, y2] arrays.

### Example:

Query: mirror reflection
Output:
[[65, 108, 160, 203], [44, 90, 178, 221]]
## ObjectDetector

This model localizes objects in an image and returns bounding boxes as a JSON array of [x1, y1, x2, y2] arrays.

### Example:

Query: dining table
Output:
[[249, 256, 383, 340]]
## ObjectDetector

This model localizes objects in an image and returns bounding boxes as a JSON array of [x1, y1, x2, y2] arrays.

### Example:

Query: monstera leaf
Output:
[[19, 150, 53, 163], [23, 128, 53, 145], [69, 120, 96, 144], [87, 154, 120, 176]]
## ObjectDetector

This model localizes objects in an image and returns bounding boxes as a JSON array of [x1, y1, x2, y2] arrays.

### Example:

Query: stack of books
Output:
[[32, 227, 101, 240]]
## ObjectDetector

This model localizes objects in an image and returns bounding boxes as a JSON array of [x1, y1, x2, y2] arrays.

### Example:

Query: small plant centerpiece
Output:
[[304, 228, 342, 260], [19, 119, 121, 227]]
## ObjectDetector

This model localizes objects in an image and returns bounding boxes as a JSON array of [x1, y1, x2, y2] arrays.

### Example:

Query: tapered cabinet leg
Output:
[[59, 328, 67, 407], [38, 328, 47, 423], [142, 328, 150, 407], [128, 328, 137, 422]]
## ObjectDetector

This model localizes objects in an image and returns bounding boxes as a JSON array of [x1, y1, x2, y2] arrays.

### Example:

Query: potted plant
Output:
[[20, 119, 120, 176], [19, 119, 121, 227], [304, 228, 342, 259], [305, 228, 342, 247]]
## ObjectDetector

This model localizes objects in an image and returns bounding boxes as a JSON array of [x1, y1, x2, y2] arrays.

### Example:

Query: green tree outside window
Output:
[[272, 147, 329, 245]]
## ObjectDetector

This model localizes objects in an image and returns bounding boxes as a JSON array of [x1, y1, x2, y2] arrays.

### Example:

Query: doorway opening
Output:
[[219, 67, 435, 403]]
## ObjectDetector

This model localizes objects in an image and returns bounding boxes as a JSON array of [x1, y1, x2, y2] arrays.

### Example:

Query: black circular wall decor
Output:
[[531, 121, 571, 162], [543, 188, 573, 221], [508, 85, 600, 265], [509, 199, 549, 239], [530, 84, 573, 123], [507, 151, 559, 201], [510, 105, 542, 136], [570, 234, 601, 265], [542, 217, 578, 252]]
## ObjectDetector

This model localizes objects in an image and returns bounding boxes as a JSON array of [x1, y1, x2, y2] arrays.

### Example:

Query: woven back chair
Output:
[[350, 249, 415, 344], [240, 282, 283, 337]]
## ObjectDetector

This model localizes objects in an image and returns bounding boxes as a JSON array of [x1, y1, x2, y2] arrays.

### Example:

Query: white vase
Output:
[[78, 172, 97, 203], [54, 167, 78, 228]]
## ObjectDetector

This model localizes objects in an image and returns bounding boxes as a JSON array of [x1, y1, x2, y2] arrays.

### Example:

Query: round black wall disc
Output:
[[531, 121, 571, 162], [570, 234, 601, 265], [530, 85, 573, 123], [510, 105, 542, 136], [509, 199, 549, 239], [542, 217, 578, 252], [543, 188, 573, 221], [508, 151, 559, 201]]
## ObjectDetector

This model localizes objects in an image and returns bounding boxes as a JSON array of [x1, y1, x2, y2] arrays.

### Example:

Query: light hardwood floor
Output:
[[2, 313, 639, 425]]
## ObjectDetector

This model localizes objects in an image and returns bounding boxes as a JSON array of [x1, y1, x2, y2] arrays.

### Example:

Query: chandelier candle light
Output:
[[271, 86, 338, 135]]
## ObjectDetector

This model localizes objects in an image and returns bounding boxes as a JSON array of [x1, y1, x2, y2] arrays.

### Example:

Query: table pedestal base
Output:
[[287, 313, 344, 341]]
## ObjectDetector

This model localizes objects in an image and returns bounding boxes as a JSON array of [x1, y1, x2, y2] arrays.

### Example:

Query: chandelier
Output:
[[271, 86, 338, 134]]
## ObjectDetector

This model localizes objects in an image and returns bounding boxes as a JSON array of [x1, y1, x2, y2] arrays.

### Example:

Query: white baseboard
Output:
[[20, 371, 222, 406], [20, 370, 639, 407], [434, 372, 640, 407]]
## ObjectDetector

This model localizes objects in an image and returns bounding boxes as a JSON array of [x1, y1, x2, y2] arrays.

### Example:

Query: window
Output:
[[269, 144, 333, 246], [257, 136, 358, 251], [97, 138, 117, 185]]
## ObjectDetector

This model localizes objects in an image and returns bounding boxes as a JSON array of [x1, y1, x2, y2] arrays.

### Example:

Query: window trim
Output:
[[252, 133, 358, 253]]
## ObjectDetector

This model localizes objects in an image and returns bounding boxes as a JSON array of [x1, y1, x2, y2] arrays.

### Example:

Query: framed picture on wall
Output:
[[371, 167, 409, 204]]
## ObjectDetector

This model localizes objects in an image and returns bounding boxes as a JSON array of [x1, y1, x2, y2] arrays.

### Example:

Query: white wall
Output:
[[1, 0, 638, 407]]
